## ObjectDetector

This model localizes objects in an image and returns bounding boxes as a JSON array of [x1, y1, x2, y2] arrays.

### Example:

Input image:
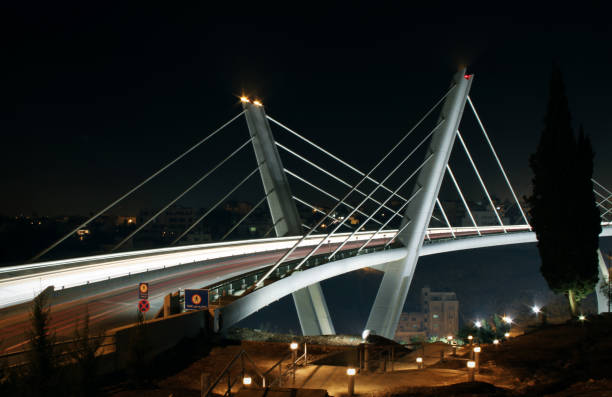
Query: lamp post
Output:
[[242, 376, 252, 386], [467, 335, 473, 346], [447, 335, 456, 356], [416, 357, 423, 369], [467, 360, 476, 382], [347, 368, 356, 396], [290, 342, 298, 384], [473, 347, 481, 373]]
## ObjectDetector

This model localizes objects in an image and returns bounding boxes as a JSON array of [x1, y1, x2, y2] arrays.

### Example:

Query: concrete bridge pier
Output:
[[596, 249, 610, 314], [243, 101, 335, 335]]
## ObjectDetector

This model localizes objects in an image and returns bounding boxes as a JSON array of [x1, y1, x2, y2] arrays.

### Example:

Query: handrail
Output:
[[203, 349, 265, 397]]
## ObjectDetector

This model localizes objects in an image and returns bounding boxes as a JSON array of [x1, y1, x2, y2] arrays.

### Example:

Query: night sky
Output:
[[1, 2, 611, 217]]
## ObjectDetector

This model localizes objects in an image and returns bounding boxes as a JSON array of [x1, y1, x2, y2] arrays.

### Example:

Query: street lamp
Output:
[[243, 376, 252, 386], [504, 332, 510, 339], [493, 339, 499, 345], [474, 320, 482, 328], [416, 357, 423, 369], [502, 315, 512, 324], [362, 329, 370, 341], [467, 335, 473, 345]]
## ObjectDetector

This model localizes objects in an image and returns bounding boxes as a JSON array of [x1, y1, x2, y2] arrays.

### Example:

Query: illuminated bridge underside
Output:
[[215, 226, 612, 333]]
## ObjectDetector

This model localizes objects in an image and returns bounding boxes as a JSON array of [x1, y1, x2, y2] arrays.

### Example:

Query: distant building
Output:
[[395, 287, 459, 342], [136, 205, 211, 246]]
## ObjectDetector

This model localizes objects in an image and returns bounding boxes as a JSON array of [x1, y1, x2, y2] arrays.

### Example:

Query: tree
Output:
[[25, 289, 62, 396], [527, 65, 601, 316], [70, 310, 103, 396]]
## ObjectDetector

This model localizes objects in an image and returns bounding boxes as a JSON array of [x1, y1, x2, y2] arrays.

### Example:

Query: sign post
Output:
[[185, 289, 209, 310]]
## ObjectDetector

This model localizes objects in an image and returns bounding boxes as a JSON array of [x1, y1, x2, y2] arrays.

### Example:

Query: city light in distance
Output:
[[502, 315, 513, 324]]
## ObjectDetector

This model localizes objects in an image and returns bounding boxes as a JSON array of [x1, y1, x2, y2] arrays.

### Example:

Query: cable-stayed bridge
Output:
[[1, 70, 611, 353]]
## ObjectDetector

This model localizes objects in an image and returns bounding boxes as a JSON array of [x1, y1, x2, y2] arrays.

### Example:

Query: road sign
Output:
[[139, 282, 149, 299], [138, 299, 150, 313], [185, 289, 208, 310]]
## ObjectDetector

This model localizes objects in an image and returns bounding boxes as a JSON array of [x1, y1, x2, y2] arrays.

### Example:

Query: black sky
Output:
[[1, 2, 611, 216]]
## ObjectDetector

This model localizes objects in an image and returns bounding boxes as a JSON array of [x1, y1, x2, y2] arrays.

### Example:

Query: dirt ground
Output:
[[109, 314, 612, 397]]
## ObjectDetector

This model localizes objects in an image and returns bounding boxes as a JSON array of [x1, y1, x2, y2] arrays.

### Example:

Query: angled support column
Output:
[[243, 101, 335, 335], [596, 249, 610, 314], [365, 70, 473, 339]]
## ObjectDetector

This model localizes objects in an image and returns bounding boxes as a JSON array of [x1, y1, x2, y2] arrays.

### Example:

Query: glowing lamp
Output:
[[240, 96, 250, 103], [347, 368, 356, 376], [467, 335, 473, 340], [473, 347, 481, 353], [467, 360, 476, 369], [253, 100, 263, 106], [504, 332, 510, 338], [243, 376, 252, 385], [290, 342, 298, 350], [578, 314, 586, 321], [416, 357, 423, 363], [474, 320, 482, 328], [532, 305, 541, 314], [464, 74, 473, 80], [493, 339, 499, 345], [362, 329, 370, 341]]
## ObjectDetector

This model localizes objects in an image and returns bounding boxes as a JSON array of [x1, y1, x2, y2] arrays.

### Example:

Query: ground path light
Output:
[[347, 368, 356, 396], [473, 346, 481, 372], [467, 360, 476, 382]]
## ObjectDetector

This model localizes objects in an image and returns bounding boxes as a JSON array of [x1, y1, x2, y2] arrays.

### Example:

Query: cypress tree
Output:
[[527, 66, 601, 315]]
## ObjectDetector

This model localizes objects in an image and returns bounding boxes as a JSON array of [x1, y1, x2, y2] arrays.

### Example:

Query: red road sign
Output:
[[139, 283, 149, 299], [138, 299, 150, 313]]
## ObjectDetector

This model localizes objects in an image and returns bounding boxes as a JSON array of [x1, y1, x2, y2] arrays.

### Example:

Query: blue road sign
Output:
[[185, 289, 209, 310]]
